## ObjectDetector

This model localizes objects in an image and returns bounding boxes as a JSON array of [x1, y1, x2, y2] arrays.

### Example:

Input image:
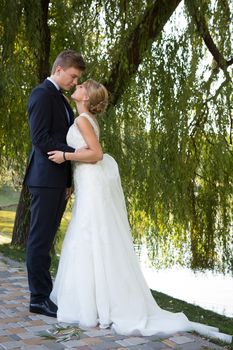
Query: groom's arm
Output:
[[28, 88, 75, 154], [48, 116, 103, 164]]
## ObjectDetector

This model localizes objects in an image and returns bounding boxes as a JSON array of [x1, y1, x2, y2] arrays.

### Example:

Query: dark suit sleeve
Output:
[[28, 88, 75, 154]]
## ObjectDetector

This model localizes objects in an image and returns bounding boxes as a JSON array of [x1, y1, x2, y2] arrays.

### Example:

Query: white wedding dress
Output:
[[50, 113, 232, 343]]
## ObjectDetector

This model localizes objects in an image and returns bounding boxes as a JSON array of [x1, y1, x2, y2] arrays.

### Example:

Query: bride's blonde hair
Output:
[[83, 79, 108, 115]]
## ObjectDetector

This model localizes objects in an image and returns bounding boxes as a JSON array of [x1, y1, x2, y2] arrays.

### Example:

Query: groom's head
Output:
[[51, 50, 86, 91]]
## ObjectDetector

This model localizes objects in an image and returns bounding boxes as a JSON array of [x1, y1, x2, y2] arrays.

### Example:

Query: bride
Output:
[[48, 80, 232, 343]]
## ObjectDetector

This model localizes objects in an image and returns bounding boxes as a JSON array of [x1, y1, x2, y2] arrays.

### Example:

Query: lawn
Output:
[[0, 211, 15, 242], [0, 184, 72, 250], [0, 209, 71, 252], [0, 185, 19, 244], [0, 185, 20, 210]]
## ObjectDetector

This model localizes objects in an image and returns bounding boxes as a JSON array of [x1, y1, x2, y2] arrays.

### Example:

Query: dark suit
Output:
[[24, 79, 75, 303]]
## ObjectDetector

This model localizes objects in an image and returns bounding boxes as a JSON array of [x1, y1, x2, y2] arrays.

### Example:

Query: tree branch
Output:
[[186, 1, 233, 72], [105, 0, 182, 106]]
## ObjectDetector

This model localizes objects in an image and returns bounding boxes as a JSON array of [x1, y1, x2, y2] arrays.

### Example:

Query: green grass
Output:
[[0, 243, 60, 277], [0, 185, 20, 210], [152, 290, 233, 342], [0, 211, 15, 242], [0, 185, 19, 244], [0, 243, 26, 262], [0, 208, 71, 247]]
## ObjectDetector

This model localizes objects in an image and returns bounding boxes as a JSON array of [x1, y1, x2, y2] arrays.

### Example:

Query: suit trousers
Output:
[[27, 186, 66, 303]]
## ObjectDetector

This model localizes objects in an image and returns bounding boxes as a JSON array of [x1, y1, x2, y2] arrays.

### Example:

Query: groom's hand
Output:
[[47, 150, 64, 164]]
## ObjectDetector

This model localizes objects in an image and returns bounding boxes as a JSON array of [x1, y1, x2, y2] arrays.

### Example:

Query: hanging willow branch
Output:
[[1, 0, 23, 60], [105, 0, 182, 105], [11, 0, 51, 247], [186, 0, 233, 72], [1, 0, 232, 272]]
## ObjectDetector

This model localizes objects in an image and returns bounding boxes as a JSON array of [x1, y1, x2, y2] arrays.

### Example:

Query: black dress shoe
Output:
[[29, 299, 57, 318]]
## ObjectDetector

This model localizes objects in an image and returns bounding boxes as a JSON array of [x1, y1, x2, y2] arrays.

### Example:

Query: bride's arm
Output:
[[48, 116, 103, 164]]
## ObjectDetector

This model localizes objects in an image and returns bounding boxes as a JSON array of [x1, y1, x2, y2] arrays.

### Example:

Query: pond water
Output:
[[139, 252, 233, 318]]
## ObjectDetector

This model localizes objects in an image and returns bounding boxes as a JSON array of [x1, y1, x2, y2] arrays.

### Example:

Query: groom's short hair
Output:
[[51, 50, 86, 74]]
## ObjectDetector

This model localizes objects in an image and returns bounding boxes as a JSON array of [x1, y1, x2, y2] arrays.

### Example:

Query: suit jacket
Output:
[[24, 79, 75, 188]]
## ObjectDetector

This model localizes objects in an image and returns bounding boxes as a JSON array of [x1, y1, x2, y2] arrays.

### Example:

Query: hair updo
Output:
[[83, 79, 108, 115]]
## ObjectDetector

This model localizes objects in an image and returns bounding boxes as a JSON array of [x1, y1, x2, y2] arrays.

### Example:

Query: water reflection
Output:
[[139, 258, 233, 317]]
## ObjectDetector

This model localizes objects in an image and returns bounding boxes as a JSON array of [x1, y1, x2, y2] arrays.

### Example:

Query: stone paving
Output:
[[0, 253, 227, 350]]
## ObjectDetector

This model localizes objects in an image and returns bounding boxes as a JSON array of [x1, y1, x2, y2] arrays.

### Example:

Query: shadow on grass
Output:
[[0, 243, 59, 278], [152, 290, 233, 343]]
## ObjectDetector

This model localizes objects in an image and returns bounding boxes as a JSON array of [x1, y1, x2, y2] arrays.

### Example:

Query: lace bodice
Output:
[[66, 112, 100, 150]]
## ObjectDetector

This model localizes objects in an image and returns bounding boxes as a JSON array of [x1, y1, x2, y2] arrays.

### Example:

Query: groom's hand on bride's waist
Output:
[[47, 150, 64, 163], [47, 147, 88, 163]]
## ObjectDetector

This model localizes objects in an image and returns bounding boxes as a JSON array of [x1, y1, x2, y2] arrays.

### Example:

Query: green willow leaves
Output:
[[0, 0, 232, 272]]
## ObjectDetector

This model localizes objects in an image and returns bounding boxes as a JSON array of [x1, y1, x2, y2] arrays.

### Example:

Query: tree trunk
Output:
[[11, 0, 51, 247], [105, 0, 182, 105], [11, 185, 31, 247]]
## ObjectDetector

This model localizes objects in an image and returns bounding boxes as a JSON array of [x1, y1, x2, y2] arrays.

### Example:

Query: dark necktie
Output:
[[59, 90, 71, 125]]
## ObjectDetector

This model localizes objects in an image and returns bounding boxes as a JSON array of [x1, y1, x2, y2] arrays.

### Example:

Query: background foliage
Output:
[[0, 0, 232, 273]]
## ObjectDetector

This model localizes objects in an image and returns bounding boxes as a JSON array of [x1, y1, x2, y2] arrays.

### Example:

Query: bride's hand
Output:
[[47, 151, 64, 164]]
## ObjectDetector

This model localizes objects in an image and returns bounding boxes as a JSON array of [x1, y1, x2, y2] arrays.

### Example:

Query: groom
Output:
[[24, 50, 85, 317]]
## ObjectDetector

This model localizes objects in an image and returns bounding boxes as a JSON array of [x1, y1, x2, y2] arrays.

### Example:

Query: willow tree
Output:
[[3, 0, 51, 246], [0, 0, 232, 273], [1, 0, 181, 245]]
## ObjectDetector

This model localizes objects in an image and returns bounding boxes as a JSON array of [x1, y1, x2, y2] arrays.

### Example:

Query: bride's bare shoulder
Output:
[[75, 115, 95, 132], [74, 115, 87, 126]]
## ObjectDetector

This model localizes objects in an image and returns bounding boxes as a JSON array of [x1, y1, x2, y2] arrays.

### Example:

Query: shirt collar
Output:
[[47, 77, 60, 91]]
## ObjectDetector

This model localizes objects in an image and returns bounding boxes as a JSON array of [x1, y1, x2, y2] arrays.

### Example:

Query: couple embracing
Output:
[[24, 50, 232, 342]]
